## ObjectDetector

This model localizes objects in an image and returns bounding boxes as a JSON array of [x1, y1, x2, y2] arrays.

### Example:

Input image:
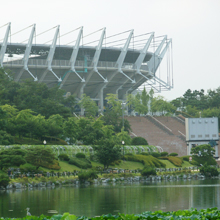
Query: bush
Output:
[[141, 152, 149, 156], [141, 166, 156, 177], [0, 174, 10, 188], [181, 156, 190, 161], [124, 154, 166, 168], [76, 153, 86, 158], [20, 163, 37, 172], [78, 170, 98, 182], [69, 158, 92, 169], [169, 153, 178, 156], [191, 155, 217, 166], [161, 152, 169, 157], [168, 156, 183, 167], [200, 163, 219, 177], [58, 153, 69, 161], [131, 137, 148, 145], [41, 160, 61, 170], [151, 152, 161, 158]]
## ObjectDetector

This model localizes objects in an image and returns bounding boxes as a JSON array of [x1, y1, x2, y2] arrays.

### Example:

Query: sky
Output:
[[1, 0, 220, 101]]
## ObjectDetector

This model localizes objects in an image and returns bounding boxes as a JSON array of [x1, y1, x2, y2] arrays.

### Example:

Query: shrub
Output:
[[20, 163, 37, 172], [168, 156, 183, 167], [151, 152, 161, 158], [200, 163, 219, 177], [78, 170, 98, 182], [69, 158, 92, 169], [41, 160, 61, 170], [124, 154, 166, 168], [0, 174, 10, 187], [141, 152, 149, 156], [58, 153, 70, 161], [76, 153, 86, 158], [181, 156, 190, 161], [169, 153, 178, 156], [159, 156, 169, 160], [141, 166, 156, 177], [191, 155, 217, 166], [131, 137, 148, 145], [161, 152, 169, 157]]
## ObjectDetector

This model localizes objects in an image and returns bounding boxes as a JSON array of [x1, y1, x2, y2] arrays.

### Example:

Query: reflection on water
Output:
[[0, 179, 220, 218]]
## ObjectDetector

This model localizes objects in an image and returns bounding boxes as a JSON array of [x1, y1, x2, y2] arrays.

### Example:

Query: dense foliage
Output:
[[141, 166, 156, 176], [131, 137, 148, 145], [124, 154, 166, 168], [3, 208, 220, 220], [94, 139, 121, 169], [200, 163, 219, 177], [68, 158, 92, 169]]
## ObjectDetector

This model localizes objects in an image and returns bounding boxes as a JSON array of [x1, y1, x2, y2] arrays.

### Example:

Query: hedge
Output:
[[69, 158, 92, 169]]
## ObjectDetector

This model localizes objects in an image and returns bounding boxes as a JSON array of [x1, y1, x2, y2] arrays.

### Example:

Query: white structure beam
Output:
[[76, 28, 106, 97], [15, 24, 38, 82], [39, 26, 62, 83], [59, 27, 84, 89], [91, 30, 134, 98], [0, 23, 10, 68]]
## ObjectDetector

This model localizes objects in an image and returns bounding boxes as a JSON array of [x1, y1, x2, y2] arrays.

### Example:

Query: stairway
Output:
[[126, 116, 187, 156]]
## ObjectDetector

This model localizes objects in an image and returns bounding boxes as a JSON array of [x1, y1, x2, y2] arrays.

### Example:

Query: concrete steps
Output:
[[126, 116, 187, 156]]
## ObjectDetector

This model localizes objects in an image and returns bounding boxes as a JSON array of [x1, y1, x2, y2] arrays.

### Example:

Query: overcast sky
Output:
[[1, 0, 220, 101]]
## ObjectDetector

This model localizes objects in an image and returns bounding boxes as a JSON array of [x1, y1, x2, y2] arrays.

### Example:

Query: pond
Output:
[[1, 179, 220, 218]]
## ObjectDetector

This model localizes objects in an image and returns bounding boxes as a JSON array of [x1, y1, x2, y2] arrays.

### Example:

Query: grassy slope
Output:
[[40, 159, 190, 172]]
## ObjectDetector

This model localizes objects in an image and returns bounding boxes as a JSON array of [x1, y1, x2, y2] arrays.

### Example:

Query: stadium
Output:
[[0, 23, 173, 113]]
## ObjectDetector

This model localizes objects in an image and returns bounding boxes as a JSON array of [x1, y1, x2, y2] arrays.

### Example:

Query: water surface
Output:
[[1, 179, 220, 218]]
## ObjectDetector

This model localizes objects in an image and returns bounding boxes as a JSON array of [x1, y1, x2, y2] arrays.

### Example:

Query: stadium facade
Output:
[[0, 23, 173, 113]]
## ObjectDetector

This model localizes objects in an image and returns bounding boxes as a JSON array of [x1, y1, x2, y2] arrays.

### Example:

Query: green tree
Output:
[[25, 146, 56, 170], [191, 144, 215, 157], [63, 117, 78, 144], [79, 94, 98, 117], [94, 139, 121, 169], [116, 128, 132, 145]]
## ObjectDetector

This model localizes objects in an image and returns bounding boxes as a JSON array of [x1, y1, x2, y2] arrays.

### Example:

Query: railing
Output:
[[3, 59, 147, 71]]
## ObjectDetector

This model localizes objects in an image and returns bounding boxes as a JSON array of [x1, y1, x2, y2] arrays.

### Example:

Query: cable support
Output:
[[133, 38, 151, 44], [0, 23, 9, 29], [154, 35, 167, 39], [20, 25, 58, 43], [83, 39, 100, 46], [83, 28, 104, 38], [105, 37, 127, 45], [11, 24, 34, 37], [59, 26, 82, 38], [133, 32, 154, 38], [105, 29, 132, 39]]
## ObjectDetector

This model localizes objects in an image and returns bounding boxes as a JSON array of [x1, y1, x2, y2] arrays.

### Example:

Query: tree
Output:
[[63, 117, 78, 144], [79, 94, 98, 117], [116, 128, 132, 145], [94, 139, 121, 169], [25, 146, 56, 169], [191, 144, 215, 157], [200, 163, 219, 177]]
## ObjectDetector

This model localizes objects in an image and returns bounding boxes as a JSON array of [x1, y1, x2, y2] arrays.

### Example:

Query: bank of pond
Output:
[[1, 208, 220, 220]]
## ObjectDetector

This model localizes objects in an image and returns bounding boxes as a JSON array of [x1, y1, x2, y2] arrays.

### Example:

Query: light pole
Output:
[[121, 102, 125, 130], [122, 140, 125, 160], [43, 140, 46, 146]]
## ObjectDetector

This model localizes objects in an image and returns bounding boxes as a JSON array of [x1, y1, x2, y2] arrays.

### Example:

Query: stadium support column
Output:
[[75, 28, 107, 97], [15, 24, 37, 82], [98, 86, 105, 112], [60, 27, 84, 89], [39, 26, 62, 83], [0, 23, 10, 69], [90, 30, 134, 98]]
